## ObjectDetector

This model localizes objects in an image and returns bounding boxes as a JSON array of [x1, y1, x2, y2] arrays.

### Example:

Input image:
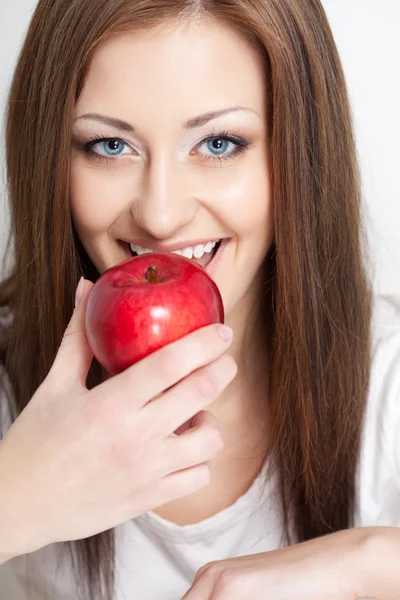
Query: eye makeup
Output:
[[75, 129, 252, 165]]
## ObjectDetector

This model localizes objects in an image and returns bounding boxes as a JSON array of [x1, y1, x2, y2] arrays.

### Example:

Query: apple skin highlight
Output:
[[85, 252, 225, 375]]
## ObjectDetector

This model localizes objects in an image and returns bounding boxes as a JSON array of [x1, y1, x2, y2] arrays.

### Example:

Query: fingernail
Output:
[[75, 276, 85, 308], [216, 324, 233, 342]]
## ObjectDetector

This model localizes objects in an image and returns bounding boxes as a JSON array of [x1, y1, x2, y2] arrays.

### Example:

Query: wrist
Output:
[[0, 491, 26, 561], [351, 526, 400, 600]]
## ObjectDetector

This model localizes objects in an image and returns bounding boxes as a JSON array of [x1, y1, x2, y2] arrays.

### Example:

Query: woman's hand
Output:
[[182, 527, 378, 600], [0, 278, 237, 559]]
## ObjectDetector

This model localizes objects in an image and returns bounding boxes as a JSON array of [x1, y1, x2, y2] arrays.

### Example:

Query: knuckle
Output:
[[193, 464, 211, 488], [151, 345, 179, 381], [63, 327, 84, 340], [61, 329, 87, 355], [199, 562, 218, 579], [101, 416, 145, 471], [192, 369, 219, 401], [202, 323, 226, 344], [168, 465, 211, 498], [110, 437, 134, 469], [182, 426, 223, 465], [186, 324, 216, 351], [215, 570, 237, 593], [204, 426, 224, 453], [188, 325, 229, 361], [110, 434, 147, 474], [180, 464, 210, 495], [190, 354, 236, 404], [147, 325, 231, 388], [218, 353, 238, 380], [153, 342, 199, 385], [171, 325, 223, 366]]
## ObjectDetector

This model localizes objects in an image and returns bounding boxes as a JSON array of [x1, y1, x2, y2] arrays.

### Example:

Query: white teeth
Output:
[[193, 244, 204, 259], [137, 248, 150, 255], [130, 239, 220, 260], [181, 247, 193, 259]]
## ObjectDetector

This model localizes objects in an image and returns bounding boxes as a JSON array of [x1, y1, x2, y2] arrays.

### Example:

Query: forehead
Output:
[[76, 19, 267, 126]]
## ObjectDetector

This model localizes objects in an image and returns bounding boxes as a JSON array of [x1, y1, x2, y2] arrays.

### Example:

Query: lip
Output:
[[124, 237, 224, 253], [205, 237, 230, 277]]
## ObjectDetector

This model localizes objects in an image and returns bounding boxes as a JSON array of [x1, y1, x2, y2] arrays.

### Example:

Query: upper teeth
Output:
[[130, 240, 220, 260]]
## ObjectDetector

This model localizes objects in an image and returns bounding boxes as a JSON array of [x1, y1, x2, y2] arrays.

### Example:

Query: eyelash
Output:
[[80, 130, 251, 165]]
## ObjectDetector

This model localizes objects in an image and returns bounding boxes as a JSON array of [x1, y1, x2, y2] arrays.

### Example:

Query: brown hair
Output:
[[0, 0, 373, 598]]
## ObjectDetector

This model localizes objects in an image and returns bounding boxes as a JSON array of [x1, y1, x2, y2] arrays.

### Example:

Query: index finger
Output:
[[100, 323, 233, 407]]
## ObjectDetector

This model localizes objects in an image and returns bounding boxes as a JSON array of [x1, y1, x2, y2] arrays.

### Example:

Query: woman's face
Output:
[[71, 18, 273, 322]]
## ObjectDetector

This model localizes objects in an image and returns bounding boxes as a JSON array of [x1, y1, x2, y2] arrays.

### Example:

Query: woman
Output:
[[0, 0, 399, 599]]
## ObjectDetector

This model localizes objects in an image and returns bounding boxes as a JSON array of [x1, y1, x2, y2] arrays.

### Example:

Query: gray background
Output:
[[1, 0, 399, 597]]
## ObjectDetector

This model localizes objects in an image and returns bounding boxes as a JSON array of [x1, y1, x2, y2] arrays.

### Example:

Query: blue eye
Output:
[[200, 137, 233, 157], [93, 139, 131, 157]]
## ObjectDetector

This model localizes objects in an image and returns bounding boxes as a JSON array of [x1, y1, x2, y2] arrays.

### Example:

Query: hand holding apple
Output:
[[85, 253, 225, 374], [0, 278, 236, 559]]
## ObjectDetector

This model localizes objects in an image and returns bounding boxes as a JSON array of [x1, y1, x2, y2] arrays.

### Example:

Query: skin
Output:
[[70, 17, 273, 523], [66, 17, 400, 600]]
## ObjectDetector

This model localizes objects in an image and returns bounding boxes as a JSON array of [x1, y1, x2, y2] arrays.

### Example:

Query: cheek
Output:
[[70, 161, 134, 237], [206, 164, 272, 238]]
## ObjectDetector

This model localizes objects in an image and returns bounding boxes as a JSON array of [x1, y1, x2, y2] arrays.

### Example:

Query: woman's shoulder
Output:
[[370, 293, 400, 400], [363, 293, 400, 486], [371, 293, 400, 336]]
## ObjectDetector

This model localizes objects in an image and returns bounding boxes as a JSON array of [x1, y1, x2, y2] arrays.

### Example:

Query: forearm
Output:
[[0, 492, 38, 563], [353, 526, 400, 600], [0, 454, 21, 563], [0, 461, 25, 563]]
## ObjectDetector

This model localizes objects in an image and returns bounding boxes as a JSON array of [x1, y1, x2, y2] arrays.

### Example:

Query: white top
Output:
[[2, 294, 400, 600]]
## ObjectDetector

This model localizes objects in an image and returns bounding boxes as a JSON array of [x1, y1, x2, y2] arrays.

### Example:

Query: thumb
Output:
[[50, 277, 95, 387]]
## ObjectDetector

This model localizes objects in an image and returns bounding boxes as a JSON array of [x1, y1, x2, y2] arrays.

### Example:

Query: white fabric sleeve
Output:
[[371, 296, 400, 492]]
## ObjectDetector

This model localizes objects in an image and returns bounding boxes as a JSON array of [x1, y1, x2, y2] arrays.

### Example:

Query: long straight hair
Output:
[[0, 1, 373, 598]]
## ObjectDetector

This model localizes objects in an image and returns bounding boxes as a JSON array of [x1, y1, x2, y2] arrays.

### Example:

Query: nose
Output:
[[131, 152, 198, 240]]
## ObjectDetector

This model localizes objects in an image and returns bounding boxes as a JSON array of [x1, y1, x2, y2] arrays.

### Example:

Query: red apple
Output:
[[85, 253, 225, 375]]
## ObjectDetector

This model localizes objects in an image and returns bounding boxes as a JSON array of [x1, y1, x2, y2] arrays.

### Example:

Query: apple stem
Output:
[[144, 265, 159, 283]]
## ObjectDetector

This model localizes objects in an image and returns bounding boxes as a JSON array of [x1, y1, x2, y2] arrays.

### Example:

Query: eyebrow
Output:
[[74, 106, 258, 132]]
